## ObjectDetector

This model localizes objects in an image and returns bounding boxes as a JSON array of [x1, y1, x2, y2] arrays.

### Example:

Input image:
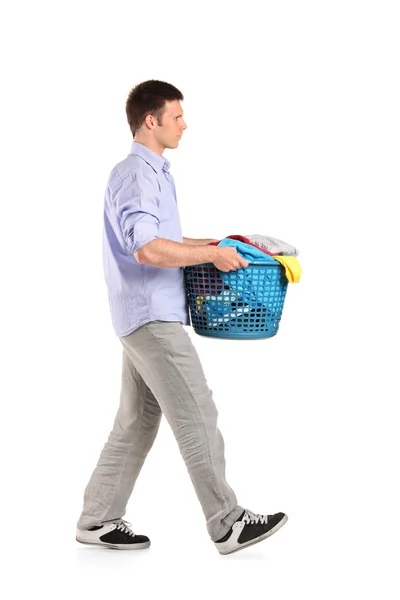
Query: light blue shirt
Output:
[[102, 141, 190, 337]]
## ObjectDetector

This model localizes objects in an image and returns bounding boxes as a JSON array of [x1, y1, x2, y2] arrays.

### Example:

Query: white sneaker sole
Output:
[[217, 514, 288, 555], [76, 536, 150, 550]]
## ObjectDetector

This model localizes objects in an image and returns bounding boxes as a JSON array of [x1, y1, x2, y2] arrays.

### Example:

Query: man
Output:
[[76, 80, 288, 555]]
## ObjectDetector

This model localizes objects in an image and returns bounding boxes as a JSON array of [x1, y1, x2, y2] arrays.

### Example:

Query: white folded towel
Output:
[[245, 234, 299, 256]]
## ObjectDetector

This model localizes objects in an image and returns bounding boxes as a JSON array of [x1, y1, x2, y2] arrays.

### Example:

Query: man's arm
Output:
[[135, 238, 218, 268], [182, 237, 219, 246]]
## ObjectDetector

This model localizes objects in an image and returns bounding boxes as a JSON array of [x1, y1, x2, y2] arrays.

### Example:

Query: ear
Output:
[[144, 114, 156, 130]]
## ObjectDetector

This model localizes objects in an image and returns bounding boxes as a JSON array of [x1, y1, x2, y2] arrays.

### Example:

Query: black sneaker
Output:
[[214, 509, 288, 555], [76, 518, 150, 550]]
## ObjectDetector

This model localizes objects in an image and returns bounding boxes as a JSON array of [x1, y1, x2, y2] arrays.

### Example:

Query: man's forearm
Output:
[[182, 236, 218, 246], [137, 237, 218, 268]]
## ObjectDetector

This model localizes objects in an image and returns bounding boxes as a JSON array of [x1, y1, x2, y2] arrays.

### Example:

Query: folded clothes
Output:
[[214, 238, 301, 283], [208, 235, 274, 256], [272, 256, 301, 283], [213, 238, 277, 263], [244, 234, 299, 256]]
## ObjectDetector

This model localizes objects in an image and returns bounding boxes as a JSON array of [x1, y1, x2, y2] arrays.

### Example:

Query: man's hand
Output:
[[213, 246, 249, 272]]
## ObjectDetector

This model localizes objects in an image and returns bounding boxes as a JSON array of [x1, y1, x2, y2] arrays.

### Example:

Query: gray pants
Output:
[[77, 320, 244, 541]]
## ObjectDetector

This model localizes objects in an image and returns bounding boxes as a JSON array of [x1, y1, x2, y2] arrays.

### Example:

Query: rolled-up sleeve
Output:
[[112, 170, 160, 254]]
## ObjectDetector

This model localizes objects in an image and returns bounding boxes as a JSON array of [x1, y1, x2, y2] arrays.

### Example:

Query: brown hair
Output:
[[126, 80, 184, 137]]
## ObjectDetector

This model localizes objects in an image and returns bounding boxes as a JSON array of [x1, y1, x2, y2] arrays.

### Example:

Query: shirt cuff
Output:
[[127, 221, 159, 254]]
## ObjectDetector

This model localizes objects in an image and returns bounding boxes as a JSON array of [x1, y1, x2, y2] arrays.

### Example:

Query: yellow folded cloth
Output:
[[272, 256, 301, 283]]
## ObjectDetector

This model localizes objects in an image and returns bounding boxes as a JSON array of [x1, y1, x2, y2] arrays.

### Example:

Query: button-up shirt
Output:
[[102, 141, 190, 337]]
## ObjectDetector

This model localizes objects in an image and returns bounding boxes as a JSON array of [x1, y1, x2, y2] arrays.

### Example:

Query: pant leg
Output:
[[120, 320, 244, 541], [77, 347, 162, 530]]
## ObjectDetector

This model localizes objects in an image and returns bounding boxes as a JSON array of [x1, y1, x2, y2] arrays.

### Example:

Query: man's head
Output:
[[126, 80, 187, 155]]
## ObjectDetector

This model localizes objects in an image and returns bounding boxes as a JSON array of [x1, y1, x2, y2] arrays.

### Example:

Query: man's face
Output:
[[155, 100, 187, 149]]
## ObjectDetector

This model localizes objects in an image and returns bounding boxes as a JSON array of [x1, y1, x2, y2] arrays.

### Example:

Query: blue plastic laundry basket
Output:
[[184, 262, 289, 339]]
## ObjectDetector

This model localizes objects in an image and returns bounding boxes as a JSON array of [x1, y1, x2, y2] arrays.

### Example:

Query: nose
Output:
[[181, 119, 187, 131]]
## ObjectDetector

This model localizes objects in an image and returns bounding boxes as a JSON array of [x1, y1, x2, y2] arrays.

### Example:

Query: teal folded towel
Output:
[[217, 238, 277, 264]]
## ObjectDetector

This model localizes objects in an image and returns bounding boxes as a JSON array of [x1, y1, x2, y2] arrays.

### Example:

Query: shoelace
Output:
[[243, 510, 269, 525], [115, 519, 136, 537]]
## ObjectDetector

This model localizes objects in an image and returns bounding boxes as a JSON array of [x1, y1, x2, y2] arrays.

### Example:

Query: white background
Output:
[[1, 0, 399, 598]]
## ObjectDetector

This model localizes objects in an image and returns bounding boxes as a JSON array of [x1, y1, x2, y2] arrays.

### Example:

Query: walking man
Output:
[[76, 80, 288, 554]]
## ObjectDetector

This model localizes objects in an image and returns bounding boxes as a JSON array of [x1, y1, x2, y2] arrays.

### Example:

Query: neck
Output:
[[134, 137, 165, 156]]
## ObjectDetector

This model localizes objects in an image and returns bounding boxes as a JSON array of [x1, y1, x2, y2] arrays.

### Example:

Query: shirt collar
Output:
[[128, 141, 170, 173]]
